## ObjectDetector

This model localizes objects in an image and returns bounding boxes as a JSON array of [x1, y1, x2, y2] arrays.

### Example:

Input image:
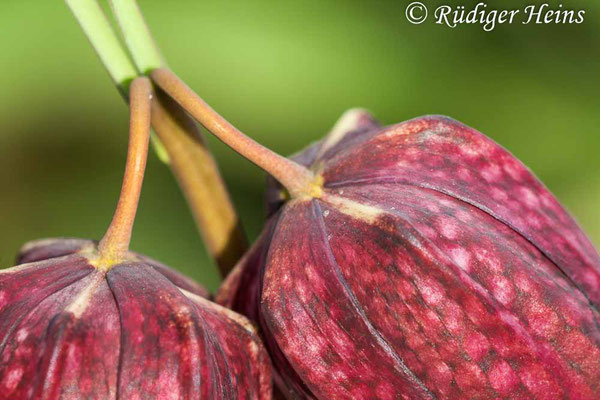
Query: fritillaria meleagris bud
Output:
[[0, 77, 271, 400], [0, 238, 271, 399], [150, 69, 600, 399], [217, 111, 600, 399]]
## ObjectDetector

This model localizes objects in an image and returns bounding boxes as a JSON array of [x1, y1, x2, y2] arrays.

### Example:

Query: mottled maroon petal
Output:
[[31, 272, 120, 399], [322, 116, 600, 308], [261, 201, 434, 400], [107, 263, 271, 399], [17, 238, 210, 299], [137, 254, 210, 299], [319, 188, 600, 398], [257, 304, 315, 400], [217, 217, 278, 321], [16, 238, 94, 264], [313, 109, 380, 164], [217, 217, 315, 399], [107, 263, 216, 398], [187, 294, 273, 400], [0, 258, 116, 399], [0, 255, 94, 352]]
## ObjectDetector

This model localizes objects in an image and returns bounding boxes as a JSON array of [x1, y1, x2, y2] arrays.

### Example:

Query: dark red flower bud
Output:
[[0, 77, 272, 400], [218, 112, 600, 399], [0, 238, 271, 399]]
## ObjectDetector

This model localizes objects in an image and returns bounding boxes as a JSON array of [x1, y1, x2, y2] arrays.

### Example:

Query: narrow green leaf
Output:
[[110, 0, 165, 74], [65, 0, 137, 94]]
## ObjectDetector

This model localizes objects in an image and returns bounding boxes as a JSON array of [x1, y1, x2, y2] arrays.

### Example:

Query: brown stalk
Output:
[[150, 68, 317, 200], [98, 77, 152, 263]]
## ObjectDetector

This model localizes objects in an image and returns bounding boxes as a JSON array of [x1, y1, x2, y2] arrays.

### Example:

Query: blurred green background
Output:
[[1, 0, 598, 291]]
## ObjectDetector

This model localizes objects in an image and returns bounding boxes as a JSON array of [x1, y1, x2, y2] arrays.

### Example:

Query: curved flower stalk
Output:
[[66, 0, 247, 276]]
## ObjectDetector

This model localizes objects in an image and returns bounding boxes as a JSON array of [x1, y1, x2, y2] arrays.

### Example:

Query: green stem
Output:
[[110, 0, 165, 74], [65, 0, 170, 161], [65, 0, 137, 95]]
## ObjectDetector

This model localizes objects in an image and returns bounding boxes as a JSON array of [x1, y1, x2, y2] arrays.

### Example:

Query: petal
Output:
[[16, 237, 210, 299], [312, 108, 380, 165], [319, 186, 600, 398], [107, 263, 270, 399], [186, 292, 272, 400], [217, 218, 311, 399], [16, 238, 94, 264], [0, 255, 93, 349], [217, 217, 278, 320], [0, 258, 118, 399], [261, 200, 434, 400], [32, 271, 120, 399], [322, 116, 600, 308], [137, 254, 210, 298]]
